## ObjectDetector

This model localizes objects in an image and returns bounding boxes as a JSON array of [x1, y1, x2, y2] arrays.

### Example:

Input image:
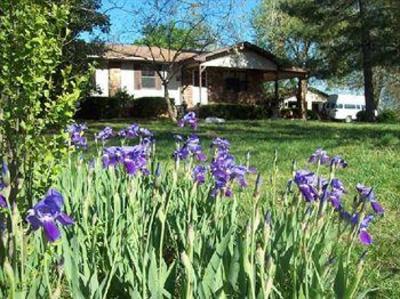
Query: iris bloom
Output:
[[359, 215, 374, 245], [211, 137, 230, 152], [210, 147, 254, 197], [95, 127, 114, 141], [26, 189, 74, 242], [0, 181, 6, 208], [66, 123, 87, 134], [192, 165, 207, 184], [309, 148, 330, 164], [356, 184, 384, 215], [103, 145, 150, 176], [293, 170, 320, 202], [340, 211, 374, 245], [0, 194, 6, 208], [178, 112, 198, 129], [67, 122, 88, 149], [173, 134, 206, 161], [322, 178, 346, 210], [330, 156, 348, 168]]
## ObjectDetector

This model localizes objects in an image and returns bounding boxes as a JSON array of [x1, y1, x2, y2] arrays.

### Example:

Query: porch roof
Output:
[[187, 42, 308, 81]]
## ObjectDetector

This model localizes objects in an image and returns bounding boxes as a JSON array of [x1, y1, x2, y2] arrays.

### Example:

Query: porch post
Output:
[[199, 65, 202, 105]]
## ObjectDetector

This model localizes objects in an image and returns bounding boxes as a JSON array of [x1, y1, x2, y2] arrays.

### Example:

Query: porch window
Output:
[[224, 71, 248, 92], [142, 67, 157, 89]]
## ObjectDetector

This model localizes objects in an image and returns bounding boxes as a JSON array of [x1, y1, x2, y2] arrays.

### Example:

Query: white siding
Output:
[[120, 62, 134, 95], [192, 87, 208, 105], [94, 68, 109, 97], [202, 50, 277, 71], [132, 71, 182, 105]]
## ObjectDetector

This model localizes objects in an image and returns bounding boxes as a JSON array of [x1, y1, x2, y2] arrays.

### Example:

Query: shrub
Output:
[[197, 103, 268, 120], [356, 110, 369, 122], [76, 90, 135, 119], [377, 109, 400, 123], [131, 97, 171, 118], [280, 108, 294, 119], [306, 109, 319, 120]]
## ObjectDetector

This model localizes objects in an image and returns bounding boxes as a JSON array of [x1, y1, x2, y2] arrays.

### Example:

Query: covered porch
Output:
[[182, 42, 308, 117]]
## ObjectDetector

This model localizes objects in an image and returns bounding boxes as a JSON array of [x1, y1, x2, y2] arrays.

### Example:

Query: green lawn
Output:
[[86, 119, 400, 298]]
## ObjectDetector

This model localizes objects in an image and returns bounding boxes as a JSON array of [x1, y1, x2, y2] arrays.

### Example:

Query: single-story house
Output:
[[283, 87, 329, 112], [90, 42, 307, 108]]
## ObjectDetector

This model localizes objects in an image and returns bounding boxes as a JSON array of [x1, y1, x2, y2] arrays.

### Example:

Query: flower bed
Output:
[[0, 113, 383, 298]]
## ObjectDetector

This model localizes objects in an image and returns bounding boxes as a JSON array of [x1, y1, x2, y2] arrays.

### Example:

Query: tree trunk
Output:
[[163, 81, 177, 121], [296, 78, 308, 120], [359, 0, 376, 122], [271, 78, 281, 119]]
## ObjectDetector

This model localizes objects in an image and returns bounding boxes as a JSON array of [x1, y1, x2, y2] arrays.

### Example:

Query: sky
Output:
[[82, 0, 260, 44]]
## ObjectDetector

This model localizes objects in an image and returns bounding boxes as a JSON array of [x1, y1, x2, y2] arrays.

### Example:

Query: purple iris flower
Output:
[[330, 156, 348, 168], [359, 229, 373, 245], [323, 178, 346, 210], [26, 189, 74, 242], [103, 145, 150, 176], [178, 112, 198, 130], [309, 148, 330, 165], [95, 127, 114, 141], [119, 124, 153, 139], [0, 194, 6, 208], [293, 170, 320, 202], [298, 184, 319, 202], [192, 165, 207, 184], [359, 215, 374, 245], [70, 132, 87, 149], [211, 137, 231, 152], [67, 123, 88, 149], [210, 149, 254, 197], [294, 170, 316, 186], [356, 184, 384, 215], [340, 212, 374, 245], [66, 123, 87, 134], [138, 128, 153, 138], [173, 134, 206, 162], [0, 181, 6, 208]]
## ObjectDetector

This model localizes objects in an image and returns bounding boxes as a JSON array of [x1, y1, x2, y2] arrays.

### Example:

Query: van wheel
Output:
[[345, 116, 352, 123]]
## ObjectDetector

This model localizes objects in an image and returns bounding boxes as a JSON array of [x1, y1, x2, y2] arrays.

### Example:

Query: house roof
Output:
[[308, 87, 330, 98], [93, 42, 308, 79], [99, 44, 199, 62]]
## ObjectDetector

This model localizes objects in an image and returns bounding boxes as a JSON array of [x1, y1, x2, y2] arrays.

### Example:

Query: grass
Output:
[[84, 118, 400, 298]]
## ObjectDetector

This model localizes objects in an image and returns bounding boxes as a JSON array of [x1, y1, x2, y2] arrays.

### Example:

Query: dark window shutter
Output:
[[134, 64, 142, 90]]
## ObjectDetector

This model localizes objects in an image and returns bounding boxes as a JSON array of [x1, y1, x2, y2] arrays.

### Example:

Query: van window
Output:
[[356, 105, 361, 109], [344, 104, 356, 109], [336, 104, 343, 109]]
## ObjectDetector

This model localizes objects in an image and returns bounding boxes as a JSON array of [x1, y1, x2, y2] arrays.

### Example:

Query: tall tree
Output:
[[59, 0, 110, 95], [253, 0, 325, 119], [122, 0, 238, 120], [0, 0, 87, 205], [279, 0, 400, 121]]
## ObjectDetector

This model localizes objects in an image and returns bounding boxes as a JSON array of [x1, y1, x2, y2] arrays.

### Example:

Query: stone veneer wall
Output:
[[109, 61, 121, 96], [206, 68, 266, 105], [181, 68, 194, 107]]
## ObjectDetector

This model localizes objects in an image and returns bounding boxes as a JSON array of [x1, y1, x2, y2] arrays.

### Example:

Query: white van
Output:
[[325, 94, 366, 121]]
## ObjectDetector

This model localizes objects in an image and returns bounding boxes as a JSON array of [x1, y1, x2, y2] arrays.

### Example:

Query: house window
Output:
[[344, 104, 357, 109], [224, 71, 248, 92], [142, 67, 157, 89]]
